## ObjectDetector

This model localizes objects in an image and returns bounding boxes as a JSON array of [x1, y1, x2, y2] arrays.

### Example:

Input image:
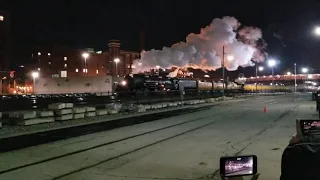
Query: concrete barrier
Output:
[[17, 117, 54, 126], [72, 107, 86, 114], [144, 105, 151, 110], [85, 107, 96, 112], [73, 113, 85, 119], [9, 111, 37, 120], [85, 112, 96, 117], [55, 109, 72, 115], [65, 103, 74, 108], [107, 109, 118, 114], [37, 111, 54, 117], [55, 114, 73, 121], [48, 103, 66, 110], [96, 109, 108, 116], [137, 107, 146, 113]]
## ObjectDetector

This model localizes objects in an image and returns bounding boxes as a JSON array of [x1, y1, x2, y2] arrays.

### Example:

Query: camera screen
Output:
[[224, 156, 254, 177], [301, 120, 320, 135]]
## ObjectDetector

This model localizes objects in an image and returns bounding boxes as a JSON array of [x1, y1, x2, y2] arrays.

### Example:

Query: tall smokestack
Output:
[[139, 30, 145, 51]]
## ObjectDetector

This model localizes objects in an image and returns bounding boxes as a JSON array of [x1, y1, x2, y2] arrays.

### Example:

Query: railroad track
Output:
[[0, 96, 285, 180]]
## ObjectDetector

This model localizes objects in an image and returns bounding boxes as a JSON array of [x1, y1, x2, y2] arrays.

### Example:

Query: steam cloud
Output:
[[133, 16, 266, 73]]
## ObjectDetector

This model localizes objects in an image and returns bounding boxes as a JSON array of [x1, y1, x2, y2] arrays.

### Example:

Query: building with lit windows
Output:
[[26, 40, 140, 78]]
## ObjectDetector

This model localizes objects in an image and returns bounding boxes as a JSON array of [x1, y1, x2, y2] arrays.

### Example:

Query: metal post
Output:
[[116, 62, 118, 76], [255, 65, 258, 93], [294, 63, 297, 93], [272, 67, 274, 85], [222, 46, 225, 97], [84, 57, 87, 76], [33, 77, 35, 94]]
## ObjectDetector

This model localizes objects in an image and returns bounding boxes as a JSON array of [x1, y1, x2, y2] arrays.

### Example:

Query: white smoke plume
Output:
[[133, 16, 265, 73]]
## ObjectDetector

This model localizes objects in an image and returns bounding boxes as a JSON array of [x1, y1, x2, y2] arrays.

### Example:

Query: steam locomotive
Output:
[[116, 74, 244, 92]]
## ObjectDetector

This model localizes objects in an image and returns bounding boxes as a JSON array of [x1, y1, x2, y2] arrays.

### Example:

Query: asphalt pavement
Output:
[[0, 93, 315, 180]]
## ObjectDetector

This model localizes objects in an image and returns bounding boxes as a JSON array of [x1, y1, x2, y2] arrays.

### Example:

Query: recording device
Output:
[[299, 120, 320, 136], [220, 155, 257, 177]]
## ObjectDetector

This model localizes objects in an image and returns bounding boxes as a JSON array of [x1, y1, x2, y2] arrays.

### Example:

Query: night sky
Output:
[[3, 0, 320, 75]]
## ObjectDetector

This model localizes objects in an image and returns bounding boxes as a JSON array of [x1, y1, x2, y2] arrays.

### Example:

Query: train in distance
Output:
[[116, 74, 243, 92]]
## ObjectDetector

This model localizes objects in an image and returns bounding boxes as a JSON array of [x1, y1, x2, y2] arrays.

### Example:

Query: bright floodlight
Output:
[[37, 52, 41, 56], [0, 16, 3, 21], [227, 54, 234, 61], [82, 53, 89, 59], [114, 58, 120, 63], [155, 65, 160, 69], [287, 72, 292, 75], [268, 59, 276, 67], [313, 82, 317, 86], [204, 74, 210, 78], [31, 72, 39, 78], [302, 67, 308, 73], [258, 66, 264, 71], [315, 27, 320, 36]]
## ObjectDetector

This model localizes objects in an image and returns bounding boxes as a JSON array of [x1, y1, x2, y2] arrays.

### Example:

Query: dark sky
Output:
[[3, 0, 320, 74]]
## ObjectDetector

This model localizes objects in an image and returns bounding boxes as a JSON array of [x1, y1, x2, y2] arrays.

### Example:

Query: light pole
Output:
[[302, 67, 309, 92], [222, 46, 234, 97], [268, 59, 276, 85], [256, 66, 264, 92], [82, 53, 89, 76], [114, 58, 120, 76], [31, 71, 39, 94], [294, 63, 297, 93]]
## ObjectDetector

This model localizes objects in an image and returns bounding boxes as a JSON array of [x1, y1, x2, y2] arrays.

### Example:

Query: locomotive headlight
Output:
[[121, 80, 127, 86]]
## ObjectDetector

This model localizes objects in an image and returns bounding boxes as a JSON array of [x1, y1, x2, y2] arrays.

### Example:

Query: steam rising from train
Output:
[[133, 16, 266, 75]]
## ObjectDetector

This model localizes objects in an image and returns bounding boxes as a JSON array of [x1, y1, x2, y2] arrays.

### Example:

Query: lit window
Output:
[[38, 68, 41, 71], [64, 57, 67, 61], [85, 69, 88, 73], [38, 52, 41, 56], [48, 53, 51, 56], [64, 64, 67, 68], [96, 70, 99, 74], [76, 68, 79, 72], [127, 65, 130, 68], [0, 16, 3, 21], [83, 69, 85, 73]]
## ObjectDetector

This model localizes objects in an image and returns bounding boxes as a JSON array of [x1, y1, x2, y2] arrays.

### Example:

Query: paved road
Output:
[[0, 94, 315, 180]]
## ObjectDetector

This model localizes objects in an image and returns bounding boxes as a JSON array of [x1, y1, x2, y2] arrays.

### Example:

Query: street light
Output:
[[222, 46, 233, 97], [31, 72, 39, 94], [255, 66, 264, 92], [268, 59, 276, 85], [258, 66, 264, 71], [314, 26, 320, 36], [82, 53, 89, 75], [287, 72, 292, 75], [227, 54, 234, 61], [302, 67, 308, 73], [114, 58, 120, 76]]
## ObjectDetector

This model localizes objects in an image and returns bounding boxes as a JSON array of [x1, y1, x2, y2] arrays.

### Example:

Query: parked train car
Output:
[[243, 84, 291, 92]]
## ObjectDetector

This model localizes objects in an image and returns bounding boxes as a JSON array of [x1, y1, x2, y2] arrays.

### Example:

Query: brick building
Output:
[[26, 40, 140, 78]]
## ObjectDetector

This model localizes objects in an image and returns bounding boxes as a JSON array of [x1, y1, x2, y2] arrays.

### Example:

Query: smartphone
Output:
[[220, 155, 257, 177], [299, 120, 320, 136]]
